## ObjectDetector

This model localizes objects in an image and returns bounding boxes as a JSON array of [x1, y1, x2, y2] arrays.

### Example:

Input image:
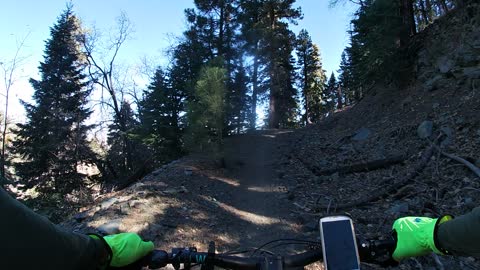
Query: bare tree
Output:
[[81, 12, 137, 175], [329, 0, 365, 8], [0, 33, 29, 179]]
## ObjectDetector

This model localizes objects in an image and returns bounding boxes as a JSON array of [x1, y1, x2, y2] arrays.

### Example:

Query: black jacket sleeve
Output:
[[437, 206, 480, 258], [0, 188, 109, 270]]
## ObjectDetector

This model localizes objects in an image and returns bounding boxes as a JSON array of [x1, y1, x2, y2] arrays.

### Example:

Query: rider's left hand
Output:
[[91, 233, 154, 267]]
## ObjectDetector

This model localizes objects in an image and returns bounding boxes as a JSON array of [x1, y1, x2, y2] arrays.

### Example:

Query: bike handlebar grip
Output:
[[284, 250, 323, 268], [148, 250, 170, 269]]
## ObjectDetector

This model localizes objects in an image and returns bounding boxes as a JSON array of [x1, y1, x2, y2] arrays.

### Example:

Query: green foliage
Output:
[[338, 0, 460, 96], [225, 62, 250, 134], [185, 64, 226, 156], [138, 68, 184, 163], [351, 0, 403, 83], [12, 7, 96, 194], [295, 29, 326, 124], [105, 101, 148, 181], [323, 73, 338, 115]]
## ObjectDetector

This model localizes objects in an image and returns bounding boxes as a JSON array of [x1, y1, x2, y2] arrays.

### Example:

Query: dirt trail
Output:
[[65, 130, 311, 256], [221, 130, 303, 249]]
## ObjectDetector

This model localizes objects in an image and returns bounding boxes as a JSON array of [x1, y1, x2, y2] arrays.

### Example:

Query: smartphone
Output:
[[319, 215, 360, 270]]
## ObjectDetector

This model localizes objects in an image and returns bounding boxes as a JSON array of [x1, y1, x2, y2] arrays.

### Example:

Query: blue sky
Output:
[[0, 0, 357, 121]]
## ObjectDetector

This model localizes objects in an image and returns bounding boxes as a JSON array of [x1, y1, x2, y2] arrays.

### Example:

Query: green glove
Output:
[[392, 216, 452, 261], [103, 233, 154, 267]]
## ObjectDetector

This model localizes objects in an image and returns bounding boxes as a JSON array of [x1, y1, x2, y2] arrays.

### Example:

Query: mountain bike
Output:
[[114, 234, 397, 270]]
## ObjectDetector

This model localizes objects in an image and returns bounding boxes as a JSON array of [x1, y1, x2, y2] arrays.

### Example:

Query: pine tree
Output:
[[238, 0, 267, 130], [338, 50, 355, 105], [238, 0, 302, 129], [226, 62, 250, 134], [12, 7, 95, 194], [185, 64, 226, 157], [323, 73, 338, 115], [138, 68, 184, 163], [186, 0, 247, 135], [296, 29, 326, 124], [262, 0, 302, 128], [106, 101, 146, 179]]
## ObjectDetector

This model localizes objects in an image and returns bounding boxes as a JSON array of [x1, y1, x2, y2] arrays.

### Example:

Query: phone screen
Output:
[[322, 219, 360, 270]]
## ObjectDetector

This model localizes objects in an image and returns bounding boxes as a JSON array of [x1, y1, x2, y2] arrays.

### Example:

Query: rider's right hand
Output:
[[392, 215, 453, 261]]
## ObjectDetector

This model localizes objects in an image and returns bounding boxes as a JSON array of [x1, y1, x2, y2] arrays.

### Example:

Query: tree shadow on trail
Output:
[[136, 130, 312, 254]]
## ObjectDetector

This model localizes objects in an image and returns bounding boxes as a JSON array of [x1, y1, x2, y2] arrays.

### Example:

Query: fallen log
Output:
[[317, 144, 436, 210], [315, 155, 407, 175]]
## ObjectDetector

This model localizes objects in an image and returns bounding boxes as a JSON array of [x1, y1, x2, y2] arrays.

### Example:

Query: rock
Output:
[[352, 128, 371, 141], [100, 197, 118, 210], [437, 56, 454, 74], [440, 126, 454, 147], [425, 75, 443, 91], [389, 202, 409, 215], [417, 121, 433, 139], [74, 211, 89, 222], [118, 202, 131, 215], [128, 200, 141, 208], [164, 186, 188, 194], [464, 197, 475, 209], [98, 219, 122, 235]]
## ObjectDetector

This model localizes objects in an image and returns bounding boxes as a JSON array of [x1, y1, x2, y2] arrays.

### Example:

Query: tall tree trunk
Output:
[[267, 4, 279, 129], [250, 52, 259, 130], [419, 0, 430, 25], [337, 86, 343, 109], [302, 54, 311, 125], [399, 0, 417, 46]]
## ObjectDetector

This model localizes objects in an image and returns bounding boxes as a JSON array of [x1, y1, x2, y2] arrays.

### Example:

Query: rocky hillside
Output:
[[60, 4, 480, 270]]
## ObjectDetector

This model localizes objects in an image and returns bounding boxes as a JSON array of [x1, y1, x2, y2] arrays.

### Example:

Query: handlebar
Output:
[[137, 237, 397, 270]]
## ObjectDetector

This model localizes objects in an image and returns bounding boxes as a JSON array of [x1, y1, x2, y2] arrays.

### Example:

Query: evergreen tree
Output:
[[238, 0, 267, 130], [262, 0, 302, 128], [138, 68, 184, 163], [337, 50, 352, 105], [185, 64, 226, 156], [106, 101, 146, 179], [238, 0, 302, 129], [12, 7, 95, 194], [296, 29, 326, 124], [226, 62, 250, 134], [187, 0, 248, 135], [323, 73, 338, 115]]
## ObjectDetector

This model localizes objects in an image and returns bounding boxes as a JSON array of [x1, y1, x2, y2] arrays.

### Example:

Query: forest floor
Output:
[[62, 73, 480, 269], [62, 129, 324, 268], [62, 73, 480, 270]]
